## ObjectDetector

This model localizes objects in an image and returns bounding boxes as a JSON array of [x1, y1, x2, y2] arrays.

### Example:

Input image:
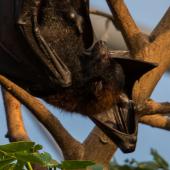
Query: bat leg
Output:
[[17, 0, 72, 87]]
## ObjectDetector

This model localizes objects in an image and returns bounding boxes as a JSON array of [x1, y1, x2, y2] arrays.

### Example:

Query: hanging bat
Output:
[[0, 0, 157, 153]]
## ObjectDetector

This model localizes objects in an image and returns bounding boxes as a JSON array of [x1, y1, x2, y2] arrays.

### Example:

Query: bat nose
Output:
[[120, 137, 137, 153]]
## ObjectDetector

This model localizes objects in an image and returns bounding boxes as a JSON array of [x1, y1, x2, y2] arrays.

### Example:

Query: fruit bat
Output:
[[0, 0, 157, 153]]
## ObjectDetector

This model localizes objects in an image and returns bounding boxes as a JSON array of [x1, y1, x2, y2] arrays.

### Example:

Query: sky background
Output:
[[0, 0, 170, 164]]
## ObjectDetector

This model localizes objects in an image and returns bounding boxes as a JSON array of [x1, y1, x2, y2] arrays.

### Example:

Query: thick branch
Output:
[[84, 127, 117, 169], [2, 89, 30, 141], [83, 109, 117, 168], [106, 0, 149, 56], [140, 114, 170, 131], [137, 99, 170, 116], [132, 35, 170, 103], [131, 10, 170, 103], [0, 75, 84, 160]]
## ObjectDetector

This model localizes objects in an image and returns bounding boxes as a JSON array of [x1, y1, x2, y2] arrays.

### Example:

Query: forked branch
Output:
[[106, 0, 149, 56], [0, 75, 84, 160]]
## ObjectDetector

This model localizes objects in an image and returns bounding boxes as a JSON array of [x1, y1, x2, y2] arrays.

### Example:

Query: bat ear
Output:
[[111, 56, 157, 75], [110, 56, 158, 97]]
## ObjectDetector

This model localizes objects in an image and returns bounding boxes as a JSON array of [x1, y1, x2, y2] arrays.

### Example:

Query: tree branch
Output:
[[132, 33, 170, 104], [130, 9, 170, 104], [90, 9, 120, 31], [2, 89, 48, 170], [151, 7, 170, 40], [140, 114, 170, 131], [0, 75, 84, 160], [90, 9, 114, 22], [106, 0, 149, 56], [137, 99, 170, 116], [137, 99, 170, 131], [2, 89, 30, 141]]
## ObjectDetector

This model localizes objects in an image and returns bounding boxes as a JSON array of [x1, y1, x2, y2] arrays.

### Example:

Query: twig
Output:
[[0, 75, 84, 160], [90, 9, 114, 22], [109, 50, 129, 57], [106, 0, 149, 56], [90, 9, 121, 31]]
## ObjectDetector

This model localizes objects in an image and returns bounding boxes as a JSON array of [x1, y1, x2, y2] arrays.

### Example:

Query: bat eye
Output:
[[69, 11, 76, 19]]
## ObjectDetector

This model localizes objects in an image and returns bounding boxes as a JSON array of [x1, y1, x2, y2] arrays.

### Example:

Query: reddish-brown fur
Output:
[[44, 79, 121, 116]]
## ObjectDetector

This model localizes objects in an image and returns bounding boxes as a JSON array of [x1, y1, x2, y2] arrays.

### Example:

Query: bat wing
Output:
[[0, 42, 58, 96], [90, 95, 138, 153], [110, 56, 158, 97], [0, 0, 94, 95], [0, 0, 54, 93]]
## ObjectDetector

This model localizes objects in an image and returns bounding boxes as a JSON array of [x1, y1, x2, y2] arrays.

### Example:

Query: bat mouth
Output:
[[90, 103, 138, 153]]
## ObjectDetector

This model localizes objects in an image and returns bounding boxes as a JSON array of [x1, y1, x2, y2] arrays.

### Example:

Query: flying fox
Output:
[[0, 0, 156, 153]]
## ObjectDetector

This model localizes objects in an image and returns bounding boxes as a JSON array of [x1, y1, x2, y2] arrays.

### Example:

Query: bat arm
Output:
[[17, 0, 72, 87], [32, 2, 72, 87]]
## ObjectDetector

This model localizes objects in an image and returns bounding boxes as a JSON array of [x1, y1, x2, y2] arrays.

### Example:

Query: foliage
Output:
[[0, 141, 94, 170], [91, 149, 169, 170], [1, 142, 168, 170]]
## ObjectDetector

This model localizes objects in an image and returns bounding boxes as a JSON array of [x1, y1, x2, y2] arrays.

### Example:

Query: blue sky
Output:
[[91, 0, 170, 30], [0, 0, 170, 165]]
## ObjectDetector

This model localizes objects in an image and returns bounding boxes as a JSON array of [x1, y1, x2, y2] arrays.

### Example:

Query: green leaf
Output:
[[14, 161, 25, 170], [32, 144, 43, 152], [151, 149, 169, 170], [59, 160, 95, 169], [0, 158, 16, 169], [0, 142, 35, 153], [91, 164, 103, 170], [14, 152, 58, 167], [137, 161, 159, 170], [1, 163, 16, 170]]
